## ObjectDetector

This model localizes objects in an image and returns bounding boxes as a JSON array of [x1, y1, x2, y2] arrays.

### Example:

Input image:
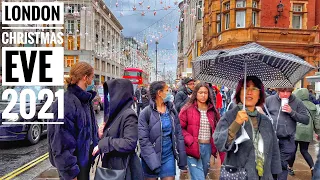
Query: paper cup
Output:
[[281, 98, 289, 112]]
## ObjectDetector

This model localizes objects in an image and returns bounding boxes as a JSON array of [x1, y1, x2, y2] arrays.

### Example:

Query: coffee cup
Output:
[[281, 98, 289, 112]]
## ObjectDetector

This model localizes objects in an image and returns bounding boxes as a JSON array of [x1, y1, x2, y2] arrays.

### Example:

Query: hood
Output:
[[293, 88, 309, 101], [103, 79, 134, 123]]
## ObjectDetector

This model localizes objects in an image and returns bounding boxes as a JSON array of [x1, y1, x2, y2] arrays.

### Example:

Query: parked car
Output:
[[0, 86, 58, 144]]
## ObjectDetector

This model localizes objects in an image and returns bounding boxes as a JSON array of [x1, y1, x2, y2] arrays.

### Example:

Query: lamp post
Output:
[[274, 0, 284, 24], [155, 40, 159, 81]]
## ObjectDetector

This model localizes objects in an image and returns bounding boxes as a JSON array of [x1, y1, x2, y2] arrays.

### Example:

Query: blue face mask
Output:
[[163, 92, 172, 103], [86, 80, 95, 91]]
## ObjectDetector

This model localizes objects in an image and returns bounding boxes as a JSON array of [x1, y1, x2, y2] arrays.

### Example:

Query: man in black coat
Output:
[[174, 77, 195, 113], [135, 84, 149, 116]]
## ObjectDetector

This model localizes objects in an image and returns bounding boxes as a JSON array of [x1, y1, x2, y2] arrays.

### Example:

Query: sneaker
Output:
[[288, 167, 295, 176]]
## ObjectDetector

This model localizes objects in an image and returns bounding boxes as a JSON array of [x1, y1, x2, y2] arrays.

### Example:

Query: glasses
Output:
[[187, 83, 195, 86], [241, 87, 260, 92]]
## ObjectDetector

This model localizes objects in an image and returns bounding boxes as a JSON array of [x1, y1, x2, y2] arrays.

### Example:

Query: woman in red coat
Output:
[[179, 82, 225, 180]]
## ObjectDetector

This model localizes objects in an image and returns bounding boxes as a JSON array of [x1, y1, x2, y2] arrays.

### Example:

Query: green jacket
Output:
[[293, 88, 320, 142]]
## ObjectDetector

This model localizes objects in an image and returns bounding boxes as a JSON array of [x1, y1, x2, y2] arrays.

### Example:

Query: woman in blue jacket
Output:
[[48, 62, 99, 180], [138, 81, 187, 180]]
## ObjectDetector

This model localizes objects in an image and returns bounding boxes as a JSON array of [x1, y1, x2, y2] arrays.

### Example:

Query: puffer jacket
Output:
[[293, 88, 320, 142], [138, 100, 187, 171], [48, 84, 99, 180], [179, 102, 224, 161]]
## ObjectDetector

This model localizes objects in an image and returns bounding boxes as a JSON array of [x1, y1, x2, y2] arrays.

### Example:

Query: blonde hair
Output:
[[65, 62, 94, 85]]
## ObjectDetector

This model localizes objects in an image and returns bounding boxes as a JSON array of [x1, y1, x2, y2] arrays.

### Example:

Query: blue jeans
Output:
[[187, 143, 212, 180], [313, 143, 320, 180]]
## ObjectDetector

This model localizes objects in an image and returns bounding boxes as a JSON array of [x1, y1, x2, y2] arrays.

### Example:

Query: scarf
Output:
[[237, 104, 265, 177]]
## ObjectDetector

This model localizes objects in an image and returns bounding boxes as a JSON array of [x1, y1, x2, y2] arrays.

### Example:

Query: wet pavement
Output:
[[0, 136, 48, 177], [3, 109, 320, 179]]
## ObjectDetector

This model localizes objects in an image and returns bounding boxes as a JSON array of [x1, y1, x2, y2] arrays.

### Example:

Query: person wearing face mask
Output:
[[48, 62, 99, 180], [138, 81, 187, 180], [179, 82, 225, 180], [174, 77, 195, 113], [264, 87, 309, 180]]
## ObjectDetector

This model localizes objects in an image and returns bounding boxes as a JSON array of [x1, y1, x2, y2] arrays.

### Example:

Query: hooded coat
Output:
[[48, 84, 99, 180], [138, 100, 187, 171], [293, 88, 320, 142], [98, 79, 143, 180]]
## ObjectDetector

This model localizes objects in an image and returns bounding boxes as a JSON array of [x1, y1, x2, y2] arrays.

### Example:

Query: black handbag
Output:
[[94, 154, 130, 180], [220, 118, 261, 180]]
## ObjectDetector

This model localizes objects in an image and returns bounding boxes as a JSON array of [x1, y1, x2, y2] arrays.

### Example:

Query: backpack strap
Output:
[[144, 106, 152, 124]]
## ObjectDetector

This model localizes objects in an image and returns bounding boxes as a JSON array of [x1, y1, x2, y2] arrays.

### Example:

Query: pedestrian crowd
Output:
[[47, 62, 320, 180]]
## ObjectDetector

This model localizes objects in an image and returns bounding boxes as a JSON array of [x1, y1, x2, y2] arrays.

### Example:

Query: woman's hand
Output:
[[98, 122, 106, 139], [235, 110, 248, 125], [92, 145, 100, 156]]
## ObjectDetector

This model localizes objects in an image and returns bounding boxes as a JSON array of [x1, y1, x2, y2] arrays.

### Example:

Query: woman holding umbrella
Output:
[[213, 76, 282, 180]]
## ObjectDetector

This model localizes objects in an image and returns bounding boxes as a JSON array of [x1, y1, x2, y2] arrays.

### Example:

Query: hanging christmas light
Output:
[[133, 6, 137, 11], [141, 11, 145, 16], [139, 1, 143, 6]]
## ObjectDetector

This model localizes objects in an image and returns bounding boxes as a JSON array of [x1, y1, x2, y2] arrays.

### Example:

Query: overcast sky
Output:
[[105, 0, 181, 73]]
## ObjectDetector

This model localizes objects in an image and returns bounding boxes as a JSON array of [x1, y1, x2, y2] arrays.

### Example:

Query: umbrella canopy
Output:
[[193, 43, 315, 88]]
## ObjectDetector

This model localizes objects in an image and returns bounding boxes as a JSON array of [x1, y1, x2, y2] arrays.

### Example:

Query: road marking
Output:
[[0, 153, 49, 180]]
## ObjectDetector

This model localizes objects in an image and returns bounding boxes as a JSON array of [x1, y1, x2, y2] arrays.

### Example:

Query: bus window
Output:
[[124, 71, 141, 76]]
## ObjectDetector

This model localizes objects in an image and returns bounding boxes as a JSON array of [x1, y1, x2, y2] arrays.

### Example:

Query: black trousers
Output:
[[137, 103, 146, 116], [288, 141, 314, 169], [278, 136, 296, 180]]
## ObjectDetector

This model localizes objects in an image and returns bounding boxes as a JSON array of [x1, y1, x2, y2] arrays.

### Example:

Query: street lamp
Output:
[[155, 40, 159, 81], [274, 0, 284, 24]]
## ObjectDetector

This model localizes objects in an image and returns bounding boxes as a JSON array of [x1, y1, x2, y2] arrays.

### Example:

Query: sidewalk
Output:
[[32, 142, 318, 180], [33, 156, 221, 180]]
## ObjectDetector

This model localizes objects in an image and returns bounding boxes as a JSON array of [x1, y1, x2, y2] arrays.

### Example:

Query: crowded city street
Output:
[[1, 0, 320, 179]]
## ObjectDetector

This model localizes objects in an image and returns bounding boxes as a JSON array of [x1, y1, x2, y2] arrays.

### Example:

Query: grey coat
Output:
[[265, 94, 309, 138], [214, 106, 282, 180]]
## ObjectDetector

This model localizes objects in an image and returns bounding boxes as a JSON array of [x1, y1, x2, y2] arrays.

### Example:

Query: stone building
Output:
[[177, 0, 204, 79]]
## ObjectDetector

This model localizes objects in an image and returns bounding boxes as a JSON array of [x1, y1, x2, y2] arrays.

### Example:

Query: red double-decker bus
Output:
[[123, 68, 149, 90]]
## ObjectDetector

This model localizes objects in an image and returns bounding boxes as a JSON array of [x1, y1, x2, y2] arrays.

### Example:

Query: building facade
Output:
[[61, 0, 124, 84], [202, 0, 320, 88], [177, 0, 204, 79]]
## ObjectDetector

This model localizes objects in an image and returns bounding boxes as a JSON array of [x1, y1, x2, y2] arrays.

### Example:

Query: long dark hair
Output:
[[185, 82, 220, 122]]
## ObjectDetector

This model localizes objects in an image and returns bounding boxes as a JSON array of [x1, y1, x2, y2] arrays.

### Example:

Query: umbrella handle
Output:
[[243, 62, 247, 111]]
